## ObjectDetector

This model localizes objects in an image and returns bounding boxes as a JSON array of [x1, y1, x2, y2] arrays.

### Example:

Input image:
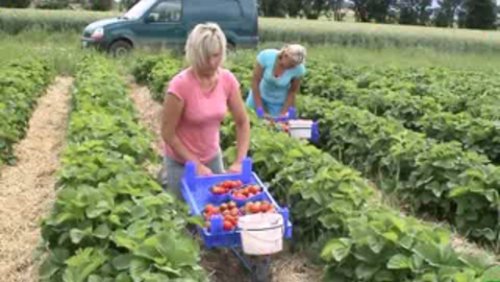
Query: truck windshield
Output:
[[124, 0, 156, 19]]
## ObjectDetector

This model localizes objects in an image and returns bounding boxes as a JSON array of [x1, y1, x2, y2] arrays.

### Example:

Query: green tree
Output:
[[463, 0, 497, 29], [259, 0, 288, 17], [287, 0, 303, 17], [35, 0, 70, 9], [0, 0, 31, 8], [84, 0, 113, 11], [398, 0, 432, 25], [303, 0, 330, 19], [353, 0, 396, 23], [433, 0, 462, 27]]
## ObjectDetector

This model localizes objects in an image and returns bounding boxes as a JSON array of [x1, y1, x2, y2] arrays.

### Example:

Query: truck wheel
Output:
[[109, 40, 132, 57]]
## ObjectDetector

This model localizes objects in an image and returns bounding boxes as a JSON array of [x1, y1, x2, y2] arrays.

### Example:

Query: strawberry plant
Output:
[[131, 54, 164, 84], [148, 56, 183, 102], [0, 57, 53, 165], [226, 51, 255, 97], [417, 111, 500, 163]]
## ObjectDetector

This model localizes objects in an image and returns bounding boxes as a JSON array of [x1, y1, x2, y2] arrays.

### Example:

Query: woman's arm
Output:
[[227, 88, 251, 173], [161, 94, 212, 175], [251, 62, 266, 115], [280, 78, 301, 116]]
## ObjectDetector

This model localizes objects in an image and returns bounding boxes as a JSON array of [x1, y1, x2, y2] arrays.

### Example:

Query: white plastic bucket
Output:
[[288, 119, 313, 139], [238, 213, 284, 255]]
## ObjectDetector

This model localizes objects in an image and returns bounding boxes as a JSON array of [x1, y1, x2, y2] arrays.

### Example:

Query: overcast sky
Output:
[[429, 0, 500, 8]]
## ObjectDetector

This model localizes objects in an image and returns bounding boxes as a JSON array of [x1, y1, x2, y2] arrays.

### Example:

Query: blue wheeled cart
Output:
[[255, 107, 319, 143], [180, 158, 292, 282]]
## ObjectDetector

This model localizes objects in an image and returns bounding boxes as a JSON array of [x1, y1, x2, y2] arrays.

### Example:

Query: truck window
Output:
[[124, 0, 156, 19], [194, 0, 241, 21], [147, 0, 182, 23], [213, 0, 241, 18]]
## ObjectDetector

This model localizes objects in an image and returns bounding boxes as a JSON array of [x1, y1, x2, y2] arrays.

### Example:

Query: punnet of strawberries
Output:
[[203, 200, 277, 232], [210, 180, 243, 195], [230, 184, 263, 200]]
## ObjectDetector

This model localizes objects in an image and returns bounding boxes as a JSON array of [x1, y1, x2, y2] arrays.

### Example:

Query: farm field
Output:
[[1, 7, 500, 282], [2, 7, 500, 53]]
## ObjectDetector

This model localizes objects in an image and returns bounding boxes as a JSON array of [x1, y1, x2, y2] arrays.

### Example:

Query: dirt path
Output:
[[0, 77, 73, 282], [129, 82, 163, 154], [129, 79, 323, 282]]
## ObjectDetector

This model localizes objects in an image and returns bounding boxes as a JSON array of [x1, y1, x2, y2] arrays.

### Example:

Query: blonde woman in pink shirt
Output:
[[160, 23, 250, 199]]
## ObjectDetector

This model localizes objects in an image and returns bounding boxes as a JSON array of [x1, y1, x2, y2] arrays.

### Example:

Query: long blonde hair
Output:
[[185, 23, 227, 71]]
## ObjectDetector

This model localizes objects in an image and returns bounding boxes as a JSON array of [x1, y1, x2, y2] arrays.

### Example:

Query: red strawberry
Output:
[[223, 220, 234, 231]]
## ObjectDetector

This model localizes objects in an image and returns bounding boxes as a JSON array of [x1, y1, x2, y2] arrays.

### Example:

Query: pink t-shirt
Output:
[[164, 67, 240, 164]]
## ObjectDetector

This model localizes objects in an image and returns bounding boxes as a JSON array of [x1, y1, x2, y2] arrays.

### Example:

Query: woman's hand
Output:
[[196, 163, 213, 176], [227, 161, 242, 173]]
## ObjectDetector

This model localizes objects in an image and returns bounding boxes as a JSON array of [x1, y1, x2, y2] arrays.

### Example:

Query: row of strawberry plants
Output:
[[0, 57, 53, 165], [297, 95, 500, 246], [303, 60, 500, 120], [131, 54, 182, 103], [378, 67, 500, 121], [222, 116, 499, 282], [301, 61, 500, 164], [39, 55, 206, 282], [222, 55, 500, 165], [221, 53, 500, 121]]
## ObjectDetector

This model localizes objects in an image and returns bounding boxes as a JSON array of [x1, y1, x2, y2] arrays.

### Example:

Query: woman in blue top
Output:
[[246, 44, 307, 118]]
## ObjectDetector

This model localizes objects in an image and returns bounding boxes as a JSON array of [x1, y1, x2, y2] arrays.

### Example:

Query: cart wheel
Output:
[[250, 256, 272, 282]]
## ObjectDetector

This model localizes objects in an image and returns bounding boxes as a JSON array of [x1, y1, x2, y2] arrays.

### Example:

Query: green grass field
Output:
[[259, 17, 500, 53]]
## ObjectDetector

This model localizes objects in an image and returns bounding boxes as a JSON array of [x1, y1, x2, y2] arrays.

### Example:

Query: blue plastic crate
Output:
[[256, 107, 319, 143], [180, 158, 293, 249]]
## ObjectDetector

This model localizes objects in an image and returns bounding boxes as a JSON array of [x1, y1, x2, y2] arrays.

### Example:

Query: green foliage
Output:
[[0, 57, 53, 165], [297, 95, 500, 244], [0, 0, 31, 8], [300, 61, 500, 164], [136, 50, 500, 282], [221, 117, 497, 282], [84, 0, 113, 11], [39, 55, 206, 282], [35, 0, 69, 9], [463, 0, 497, 30], [131, 55, 165, 85], [149, 57, 183, 102], [398, 0, 433, 26]]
